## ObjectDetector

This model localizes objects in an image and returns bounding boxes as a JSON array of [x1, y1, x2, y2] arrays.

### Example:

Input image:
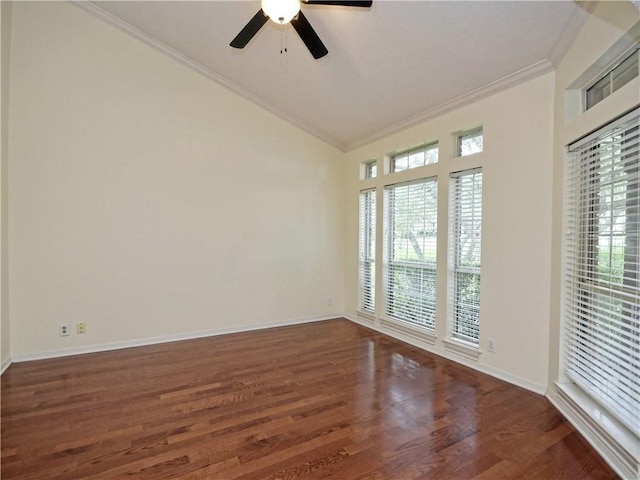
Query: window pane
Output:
[[586, 75, 612, 110], [611, 49, 639, 92], [565, 110, 640, 434], [365, 161, 377, 179], [359, 190, 376, 313], [450, 169, 483, 344], [458, 129, 483, 157], [384, 178, 437, 331], [391, 143, 438, 172], [586, 48, 639, 110]]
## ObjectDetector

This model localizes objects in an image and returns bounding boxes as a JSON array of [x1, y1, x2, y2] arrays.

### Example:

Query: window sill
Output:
[[356, 310, 375, 323], [443, 338, 481, 361], [549, 382, 639, 479], [380, 316, 436, 345]]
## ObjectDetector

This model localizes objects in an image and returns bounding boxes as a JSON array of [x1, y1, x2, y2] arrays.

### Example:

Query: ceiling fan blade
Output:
[[230, 9, 268, 49], [302, 1, 372, 7], [291, 11, 328, 59]]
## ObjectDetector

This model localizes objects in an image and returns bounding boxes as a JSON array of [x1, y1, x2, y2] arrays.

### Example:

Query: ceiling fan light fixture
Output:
[[261, 0, 300, 24]]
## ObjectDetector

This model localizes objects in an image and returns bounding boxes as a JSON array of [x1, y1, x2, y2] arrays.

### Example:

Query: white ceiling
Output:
[[84, 1, 591, 151]]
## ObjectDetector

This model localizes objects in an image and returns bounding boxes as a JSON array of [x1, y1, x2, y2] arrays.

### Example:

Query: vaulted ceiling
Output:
[[84, 1, 592, 151]]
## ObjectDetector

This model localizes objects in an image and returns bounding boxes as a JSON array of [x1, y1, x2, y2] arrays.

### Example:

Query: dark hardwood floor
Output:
[[1, 319, 617, 479]]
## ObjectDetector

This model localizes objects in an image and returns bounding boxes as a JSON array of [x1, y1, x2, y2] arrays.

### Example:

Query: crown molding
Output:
[[74, 1, 587, 154], [345, 58, 555, 151], [548, 1, 597, 68], [73, 1, 347, 152]]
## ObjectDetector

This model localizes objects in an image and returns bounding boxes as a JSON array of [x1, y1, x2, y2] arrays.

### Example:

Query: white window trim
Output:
[[359, 188, 376, 315], [356, 309, 375, 323], [448, 168, 483, 346], [454, 127, 484, 158], [549, 382, 639, 480], [383, 177, 439, 333], [555, 107, 640, 478], [389, 141, 439, 173], [583, 44, 639, 111], [442, 337, 481, 361], [380, 315, 437, 345]]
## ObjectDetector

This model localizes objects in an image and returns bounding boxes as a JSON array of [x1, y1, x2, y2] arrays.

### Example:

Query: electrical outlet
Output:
[[327, 297, 333, 307], [76, 322, 86, 334], [59, 323, 70, 337], [488, 338, 496, 353]]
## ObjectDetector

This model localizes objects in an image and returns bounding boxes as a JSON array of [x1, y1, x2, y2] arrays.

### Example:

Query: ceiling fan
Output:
[[230, 0, 373, 59]]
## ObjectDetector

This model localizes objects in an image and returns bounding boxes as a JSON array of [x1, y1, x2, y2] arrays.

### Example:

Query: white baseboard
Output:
[[344, 314, 547, 396], [1, 354, 11, 375], [547, 384, 639, 480], [11, 314, 338, 363]]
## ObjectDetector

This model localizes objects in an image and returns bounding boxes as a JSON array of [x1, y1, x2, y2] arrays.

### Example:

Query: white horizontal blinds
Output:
[[564, 109, 640, 435], [359, 189, 376, 313], [392, 143, 438, 172], [384, 178, 437, 331], [450, 169, 483, 344]]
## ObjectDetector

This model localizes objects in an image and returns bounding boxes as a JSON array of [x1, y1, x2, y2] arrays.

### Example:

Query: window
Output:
[[586, 47, 639, 110], [359, 189, 376, 313], [384, 178, 438, 331], [564, 109, 640, 435], [391, 143, 438, 173], [449, 169, 483, 345], [364, 160, 377, 179], [457, 128, 484, 157]]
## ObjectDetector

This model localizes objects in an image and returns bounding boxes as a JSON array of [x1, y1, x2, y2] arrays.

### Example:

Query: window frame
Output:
[[455, 127, 484, 158], [358, 188, 377, 315], [363, 160, 378, 179], [390, 142, 439, 173], [448, 168, 483, 347], [383, 177, 438, 334], [584, 45, 639, 111], [563, 108, 640, 436]]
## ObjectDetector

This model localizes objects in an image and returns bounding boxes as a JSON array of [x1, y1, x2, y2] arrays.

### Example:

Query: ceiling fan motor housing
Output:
[[230, 0, 373, 59]]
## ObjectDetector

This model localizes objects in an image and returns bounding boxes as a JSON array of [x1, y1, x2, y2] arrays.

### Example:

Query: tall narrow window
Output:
[[564, 109, 640, 435], [449, 169, 483, 345], [359, 189, 376, 313], [384, 178, 438, 331]]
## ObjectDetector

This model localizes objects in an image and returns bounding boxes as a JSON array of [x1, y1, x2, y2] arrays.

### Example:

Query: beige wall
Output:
[[1, 1, 11, 370], [7, 2, 344, 358], [343, 73, 556, 393]]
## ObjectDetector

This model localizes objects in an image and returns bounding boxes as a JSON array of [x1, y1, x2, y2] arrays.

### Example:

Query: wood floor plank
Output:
[[1, 319, 618, 479]]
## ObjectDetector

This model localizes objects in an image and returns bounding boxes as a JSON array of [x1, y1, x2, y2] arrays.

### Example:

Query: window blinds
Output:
[[384, 178, 438, 331], [450, 169, 483, 345], [359, 189, 376, 313], [565, 109, 640, 435]]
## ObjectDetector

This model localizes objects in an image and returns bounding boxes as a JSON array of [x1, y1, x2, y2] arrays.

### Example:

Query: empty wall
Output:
[[1, 1, 11, 371], [7, 2, 345, 359]]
